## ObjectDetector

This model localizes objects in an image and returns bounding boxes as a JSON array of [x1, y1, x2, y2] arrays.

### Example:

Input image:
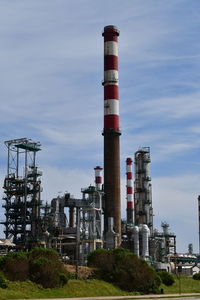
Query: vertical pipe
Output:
[[16, 148, 19, 177], [76, 207, 80, 278], [102, 25, 121, 245], [94, 166, 103, 190], [198, 195, 200, 254], [69, 207, 75, 228], [7, 144, 10, 177], [133, 226, 139, 256], [23, 148, 28, 243], [126, 158, 134, 223], [142, 224, 150, 258]]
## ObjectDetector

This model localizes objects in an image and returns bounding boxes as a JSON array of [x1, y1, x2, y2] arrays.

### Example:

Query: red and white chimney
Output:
[[126, 157, 134, 223], [94, 166, 103, 190], [102, 25, 121, 244]]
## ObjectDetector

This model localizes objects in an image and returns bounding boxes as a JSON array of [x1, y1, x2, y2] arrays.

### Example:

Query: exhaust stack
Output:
[[94, 166, 103, 190], [126, 157, 134, 223], [102, 25, 121, 245]]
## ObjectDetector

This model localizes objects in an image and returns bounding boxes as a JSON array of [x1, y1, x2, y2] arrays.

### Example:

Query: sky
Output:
[[0, 0, 200, 253]]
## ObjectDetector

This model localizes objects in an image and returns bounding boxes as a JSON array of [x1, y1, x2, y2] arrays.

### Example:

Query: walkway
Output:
[[22, 292, 200, 300]]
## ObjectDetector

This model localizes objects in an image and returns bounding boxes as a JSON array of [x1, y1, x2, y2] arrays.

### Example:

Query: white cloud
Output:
[[153, 174, 199, 252], [42, 166, 94, 201]]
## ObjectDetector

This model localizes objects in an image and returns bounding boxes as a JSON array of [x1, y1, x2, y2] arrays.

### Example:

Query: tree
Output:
[[88, 248, 161, 293], [0, 248, 69, 288], [157, 271, 175, 286]]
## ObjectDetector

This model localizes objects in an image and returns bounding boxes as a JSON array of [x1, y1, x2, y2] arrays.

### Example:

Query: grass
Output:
[[0, 279, 129, 299], [0, 275, 200, 299], [160, 275, 200, 294]]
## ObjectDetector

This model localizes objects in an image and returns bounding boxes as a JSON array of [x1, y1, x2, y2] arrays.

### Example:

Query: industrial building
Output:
[[1, 25, 199, 272]]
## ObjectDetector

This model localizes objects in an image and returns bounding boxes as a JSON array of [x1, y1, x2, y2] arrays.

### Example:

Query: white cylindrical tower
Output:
[[126, 158, 134, 223], [141, 224, 150, 258], [133, 226, 139, 256]]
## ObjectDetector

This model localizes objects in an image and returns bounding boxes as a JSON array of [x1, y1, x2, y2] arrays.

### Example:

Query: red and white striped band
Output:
[[103, 26, 120, 132], [126, 158, 134, 208], [94, 166, 103, 190]]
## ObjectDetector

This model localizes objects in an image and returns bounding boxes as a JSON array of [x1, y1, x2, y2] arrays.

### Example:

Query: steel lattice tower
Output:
[[1, 138, 42, 246]]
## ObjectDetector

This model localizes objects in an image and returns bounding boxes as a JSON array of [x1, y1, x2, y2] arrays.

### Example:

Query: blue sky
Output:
[[0, 0, 200, 253]]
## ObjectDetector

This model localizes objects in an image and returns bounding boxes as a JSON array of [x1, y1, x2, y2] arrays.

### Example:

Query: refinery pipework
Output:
[[102, 25, 121, 245]]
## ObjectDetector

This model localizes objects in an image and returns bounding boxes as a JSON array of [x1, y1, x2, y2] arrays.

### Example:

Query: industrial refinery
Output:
[[0, 25, 199, 274]]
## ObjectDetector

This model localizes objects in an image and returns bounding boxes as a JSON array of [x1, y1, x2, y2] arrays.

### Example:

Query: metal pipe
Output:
[[198, 195, 200, 254], [69, 207, 75, 228]]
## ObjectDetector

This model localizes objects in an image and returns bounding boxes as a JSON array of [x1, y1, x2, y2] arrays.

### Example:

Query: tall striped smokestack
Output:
[[94, 166, 103, 190], [102, 25, 121, 244], [126, 158, 134, 223]]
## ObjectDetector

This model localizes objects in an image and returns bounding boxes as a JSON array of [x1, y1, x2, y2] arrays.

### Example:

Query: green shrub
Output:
[[0, 248, 69, 289], [29, 247, 66, 274], [0, 272, 8, 289], [28, 247, 59, 261], [0, 251, 28, 268], [30, 257, 60, 288], [2, 252, 29, 281], [59, 273, 69, 286], [29, 248, 69, 288], [88, 247, 161, 293], [157, 271, 175, 286], [87, 248, 108, 267], [193, 272, 200, 280]]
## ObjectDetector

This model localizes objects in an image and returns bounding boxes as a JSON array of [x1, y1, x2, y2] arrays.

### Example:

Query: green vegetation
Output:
[[193, 272, 200, 280], [0, 275, 200, 299], [157, 271, 175, 286], [0, 279, 129, 299], [0, 252, 29, 281], [0, 272, 7, 289], [0, 248, 200, 298], [0, 248, 69, 288], [160, 275, 200, 294], [88, 247, 161, 293]]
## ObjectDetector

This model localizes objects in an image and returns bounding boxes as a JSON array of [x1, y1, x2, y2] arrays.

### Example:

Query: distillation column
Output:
[[126, 158, 134, 223], [102, 25, 121, 245], [134, 147, 153, 234]]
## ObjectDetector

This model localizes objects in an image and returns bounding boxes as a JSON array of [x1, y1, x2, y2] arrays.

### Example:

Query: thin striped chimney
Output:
[[94, 166, 103, 190], [102, 25, 121, 244], [126, 158, 134, 223]]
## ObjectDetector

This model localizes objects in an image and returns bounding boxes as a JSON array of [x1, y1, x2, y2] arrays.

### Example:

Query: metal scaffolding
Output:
[[1, 138, 42, 246], [64, 186, 103, 264], [80, 186, 103, 261]]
